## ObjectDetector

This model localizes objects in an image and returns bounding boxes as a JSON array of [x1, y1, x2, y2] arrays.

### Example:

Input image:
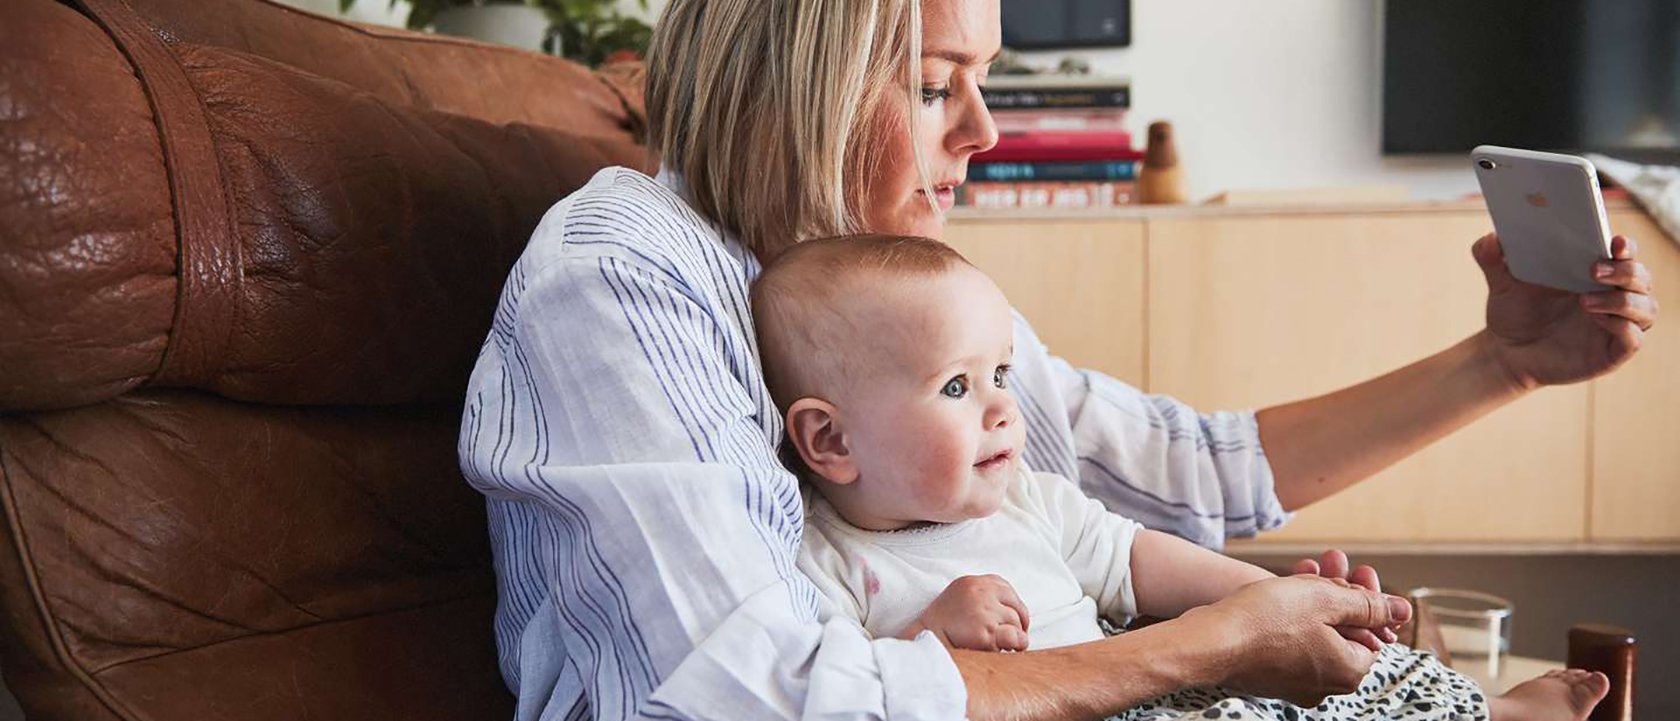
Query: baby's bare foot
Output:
[[1487, 669, 1610, 721]]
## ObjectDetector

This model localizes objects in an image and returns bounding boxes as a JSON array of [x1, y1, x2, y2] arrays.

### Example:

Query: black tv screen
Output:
[[1001, 0, 1130, 50], [1383, 0, 1679, 159]]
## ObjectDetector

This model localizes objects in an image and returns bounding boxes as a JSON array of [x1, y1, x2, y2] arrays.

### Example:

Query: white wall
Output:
[[1008, 0, 1477, 201], [277, 0, 660, 29], [275, 0, 409, 28], [277, 0, 1480, 202]]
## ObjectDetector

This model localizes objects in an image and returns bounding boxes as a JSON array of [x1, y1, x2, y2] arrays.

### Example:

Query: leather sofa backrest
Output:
[[0, 0, 651, 718]]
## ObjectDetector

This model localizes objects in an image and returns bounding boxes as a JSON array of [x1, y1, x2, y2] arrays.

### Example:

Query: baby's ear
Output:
[[785, 398, 858, 485]]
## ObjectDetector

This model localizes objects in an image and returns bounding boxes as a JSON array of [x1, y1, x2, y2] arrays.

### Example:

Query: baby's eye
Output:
[[993, 364, 1012, 389], [920, 86, 952, 106], [941, 376, 969, 398]]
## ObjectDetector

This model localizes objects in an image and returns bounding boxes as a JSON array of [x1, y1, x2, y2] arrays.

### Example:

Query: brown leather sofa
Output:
[[0, 0, 650, 718]]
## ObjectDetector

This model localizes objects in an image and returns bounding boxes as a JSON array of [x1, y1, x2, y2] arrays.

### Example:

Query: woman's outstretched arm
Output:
[[1260, 233, 1656, 510], [1257, 330, 1521, 510]]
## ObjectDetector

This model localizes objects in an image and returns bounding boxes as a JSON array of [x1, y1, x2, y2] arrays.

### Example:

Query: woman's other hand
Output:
[[1476, 233, 1658, 390], [1179, 575, 1412, 708], [1292, 549, 1398, 648]]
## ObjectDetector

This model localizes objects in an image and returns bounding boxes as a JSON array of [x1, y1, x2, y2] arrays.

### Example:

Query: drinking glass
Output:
[[1409, 587, 1514, 682]]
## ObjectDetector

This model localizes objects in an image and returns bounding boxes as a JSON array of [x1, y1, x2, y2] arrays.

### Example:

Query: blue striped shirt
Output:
[[458, 166, 1288, 721]]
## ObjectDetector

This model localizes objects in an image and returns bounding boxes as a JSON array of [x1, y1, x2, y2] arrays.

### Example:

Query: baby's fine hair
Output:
[[750, 234, 971, 411]]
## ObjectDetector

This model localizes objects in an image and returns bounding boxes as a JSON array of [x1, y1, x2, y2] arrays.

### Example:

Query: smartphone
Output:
[[1471, 145, 1614, 293]]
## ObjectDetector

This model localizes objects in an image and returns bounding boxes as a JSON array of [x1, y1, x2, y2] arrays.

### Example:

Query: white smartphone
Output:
[[1471, 145, 1614, 293]]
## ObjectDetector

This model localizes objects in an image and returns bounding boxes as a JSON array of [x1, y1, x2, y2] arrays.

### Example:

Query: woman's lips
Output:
[[934, 186, 956, 211], [920, 184, 959, 212]]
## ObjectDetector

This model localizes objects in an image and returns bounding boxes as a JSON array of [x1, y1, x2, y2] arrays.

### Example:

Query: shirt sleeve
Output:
[[1008, 312, 1290, 550], [462, 248, 965, 721], [1028, 471, 1143, 624]]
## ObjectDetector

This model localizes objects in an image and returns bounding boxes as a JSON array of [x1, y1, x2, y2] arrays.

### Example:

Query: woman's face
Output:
[[861, 0, 1001, 240]]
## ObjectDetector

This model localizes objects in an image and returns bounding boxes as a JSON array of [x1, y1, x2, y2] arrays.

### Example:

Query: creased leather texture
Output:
[[1, 392, 508, 719], [155, 41, 644, 403], [2, 0, 650, 409], [0, 0, 178, 411], [123, 0, 646, 136], [1, 0, 651, 717]]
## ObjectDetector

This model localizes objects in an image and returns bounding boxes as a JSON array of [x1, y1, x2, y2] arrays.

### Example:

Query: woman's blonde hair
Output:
[[646, 0, 928, 259]]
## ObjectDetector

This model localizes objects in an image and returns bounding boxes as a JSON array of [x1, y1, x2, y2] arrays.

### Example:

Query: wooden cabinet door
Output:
[[1590, 210, 1680, 542], [1147, 211, 1590, 543], [945, 219, 1147, 387]]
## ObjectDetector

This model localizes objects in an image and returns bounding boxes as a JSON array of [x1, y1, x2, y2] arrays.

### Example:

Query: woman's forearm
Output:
[[954, 616, 1231, 721], [1256, 330, 1529, 511]]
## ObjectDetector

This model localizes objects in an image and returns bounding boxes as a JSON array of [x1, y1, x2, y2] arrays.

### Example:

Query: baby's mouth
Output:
[[974, 449, 1014, 472]]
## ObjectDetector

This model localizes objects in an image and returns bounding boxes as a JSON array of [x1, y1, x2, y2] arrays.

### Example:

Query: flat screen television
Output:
[[1383, 0, 1679, 161], [1000, 0, 1130, 50]]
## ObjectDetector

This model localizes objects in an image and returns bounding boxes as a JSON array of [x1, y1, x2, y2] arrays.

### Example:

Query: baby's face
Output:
[[838, 265, 1025, 526]]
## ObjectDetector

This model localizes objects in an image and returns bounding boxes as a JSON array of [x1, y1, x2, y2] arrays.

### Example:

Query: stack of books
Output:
[[960, 74, 1141, 210]]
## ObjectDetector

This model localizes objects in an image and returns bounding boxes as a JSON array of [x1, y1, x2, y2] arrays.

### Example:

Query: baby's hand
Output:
[[899, 574, 1031, 652]]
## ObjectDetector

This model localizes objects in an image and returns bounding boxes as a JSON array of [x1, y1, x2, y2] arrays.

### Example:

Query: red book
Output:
[[974, 131, 1140, 163]]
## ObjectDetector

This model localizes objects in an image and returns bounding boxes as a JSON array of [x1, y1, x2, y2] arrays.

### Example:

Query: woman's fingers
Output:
[[1472, 233, 1518, 293], [1322, 584, 1413, 629], [1588, 313, 1646, 359], [1337, 566, 1402, 642], [1612, 234, 1638, 260], [1582, 290, 1659, 331], [1337, 625, 1383, 652], [1593, 258, 1652, 294]]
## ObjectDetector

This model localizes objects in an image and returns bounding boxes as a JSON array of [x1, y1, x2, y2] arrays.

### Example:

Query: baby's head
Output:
[[752, 235, 1024, 531]]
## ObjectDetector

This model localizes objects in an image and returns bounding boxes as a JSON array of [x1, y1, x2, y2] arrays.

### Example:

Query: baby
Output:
[[750, 234, 1610, 721]]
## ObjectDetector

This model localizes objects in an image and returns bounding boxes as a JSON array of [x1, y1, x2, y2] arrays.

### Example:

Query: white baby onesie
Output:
[[797, 464, 1142, 649]]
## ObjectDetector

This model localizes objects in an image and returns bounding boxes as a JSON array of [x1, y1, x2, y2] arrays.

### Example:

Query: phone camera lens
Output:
[[1477, 158, 1497, 170]]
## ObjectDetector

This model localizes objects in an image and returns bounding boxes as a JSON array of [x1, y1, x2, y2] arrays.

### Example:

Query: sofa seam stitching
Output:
[[83, 589, 496, 675], [1, 428, 136, 721]]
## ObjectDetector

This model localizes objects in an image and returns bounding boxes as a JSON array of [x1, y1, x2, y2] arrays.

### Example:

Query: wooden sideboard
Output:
[[945, 200, 1679, 548]]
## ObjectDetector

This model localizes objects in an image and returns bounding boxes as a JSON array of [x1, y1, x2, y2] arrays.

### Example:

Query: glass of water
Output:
[[1409, 587, 1514, 683]]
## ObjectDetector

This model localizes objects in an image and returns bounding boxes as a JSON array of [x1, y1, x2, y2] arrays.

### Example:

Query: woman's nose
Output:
[[948, 84, 999, 157]]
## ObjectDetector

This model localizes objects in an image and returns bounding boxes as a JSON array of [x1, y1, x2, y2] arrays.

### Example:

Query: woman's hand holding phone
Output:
[[1475, 232, 1658, 391]]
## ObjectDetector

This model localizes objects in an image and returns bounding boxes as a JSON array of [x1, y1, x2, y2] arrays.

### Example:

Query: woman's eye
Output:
[[994, 364, 1011, 389], [920, 86, 952, 106], [941, 376, 968, 398]]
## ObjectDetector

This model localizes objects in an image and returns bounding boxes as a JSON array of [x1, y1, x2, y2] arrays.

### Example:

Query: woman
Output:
[[458, 1, 1658, 719]]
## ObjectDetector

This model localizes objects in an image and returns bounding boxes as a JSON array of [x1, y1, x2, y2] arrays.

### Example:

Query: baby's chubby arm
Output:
[[897, 574, 1032, 652], [1129, 528, 1275, 619]]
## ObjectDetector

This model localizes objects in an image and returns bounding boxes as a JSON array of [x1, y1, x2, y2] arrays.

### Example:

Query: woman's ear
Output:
[[785, 398, 858, 484]]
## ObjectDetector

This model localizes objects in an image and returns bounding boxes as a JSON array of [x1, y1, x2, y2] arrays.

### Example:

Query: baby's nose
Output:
[[985, 400, 1016, 430]]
